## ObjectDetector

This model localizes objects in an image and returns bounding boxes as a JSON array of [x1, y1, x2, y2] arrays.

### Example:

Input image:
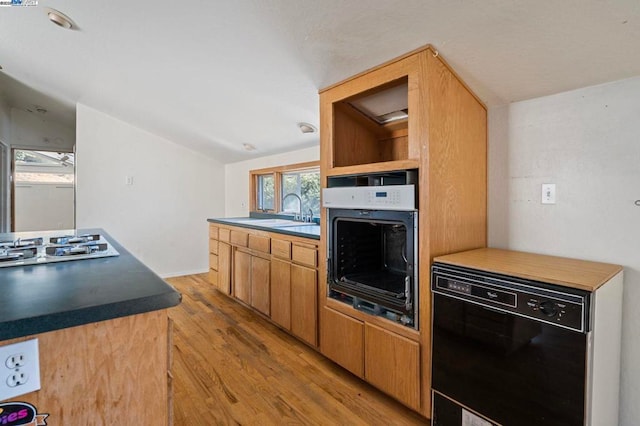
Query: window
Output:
[[282, 169, 320, 215], [14, 150, 75, 184], [250, 161, 320, 216], [256, 174, 275, 211]]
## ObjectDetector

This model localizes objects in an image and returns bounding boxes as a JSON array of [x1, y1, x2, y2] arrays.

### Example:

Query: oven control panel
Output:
[[322, 185, 415, 211], [432, 263, 590, 333]]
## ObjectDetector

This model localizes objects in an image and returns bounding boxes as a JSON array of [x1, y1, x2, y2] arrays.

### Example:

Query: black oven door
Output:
[[432, 293, 587, 426]]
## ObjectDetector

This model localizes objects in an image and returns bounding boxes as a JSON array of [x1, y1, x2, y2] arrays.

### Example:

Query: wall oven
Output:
[[323, 170, 418, 329]]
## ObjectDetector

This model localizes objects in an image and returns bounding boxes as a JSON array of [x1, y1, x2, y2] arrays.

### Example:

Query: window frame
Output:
[[249, 160, 320, 214]]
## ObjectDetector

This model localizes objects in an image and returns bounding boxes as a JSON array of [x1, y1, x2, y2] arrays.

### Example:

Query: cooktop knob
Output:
[[539, 300, 558, 317]]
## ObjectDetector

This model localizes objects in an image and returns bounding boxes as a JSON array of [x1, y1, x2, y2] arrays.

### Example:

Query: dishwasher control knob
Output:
[[539, 300, 558, 317]]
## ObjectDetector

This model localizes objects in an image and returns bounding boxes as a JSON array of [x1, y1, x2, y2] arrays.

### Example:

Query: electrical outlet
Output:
[[5, 354, 25, 369], [6, 370, 28, 387], [0, 339, 41, 401]]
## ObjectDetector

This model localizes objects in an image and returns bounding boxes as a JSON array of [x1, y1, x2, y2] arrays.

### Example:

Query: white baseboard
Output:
[[160, 268, 209, 279]]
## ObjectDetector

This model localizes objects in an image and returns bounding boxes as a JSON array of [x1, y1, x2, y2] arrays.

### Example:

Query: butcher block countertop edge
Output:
[[434, 248, 623, 292]]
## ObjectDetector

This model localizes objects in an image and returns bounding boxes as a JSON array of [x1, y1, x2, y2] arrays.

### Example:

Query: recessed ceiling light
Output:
[[242, 143, 256, 152], [48, 9, 73, 29], [298, 122, 317, 134]]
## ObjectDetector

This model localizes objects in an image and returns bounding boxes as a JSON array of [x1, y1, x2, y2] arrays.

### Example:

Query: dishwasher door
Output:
[[430, 263, 590, 426]]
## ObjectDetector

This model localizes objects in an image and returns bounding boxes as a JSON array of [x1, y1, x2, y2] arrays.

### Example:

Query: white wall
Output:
[[488, 76, 640, 426], [224, 146, 319, 217], [10, 108, 75, 151], [0, 99, 10, 232], [14, 183, 74, 231], [76, 104, 225, 277], [0, 98, 10, 144]]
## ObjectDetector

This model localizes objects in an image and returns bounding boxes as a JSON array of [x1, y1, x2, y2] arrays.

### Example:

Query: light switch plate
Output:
[[542, 183, 556, 204]]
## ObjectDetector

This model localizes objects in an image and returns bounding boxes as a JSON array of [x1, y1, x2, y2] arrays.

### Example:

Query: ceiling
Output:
[[1, 1, 639, 163]]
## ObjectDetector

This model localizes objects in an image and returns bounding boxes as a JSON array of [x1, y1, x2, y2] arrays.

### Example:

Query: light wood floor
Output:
[[167, 274, 428, 426]]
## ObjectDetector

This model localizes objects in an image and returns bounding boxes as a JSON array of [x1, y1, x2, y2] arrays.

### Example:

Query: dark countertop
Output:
[[207, 216, 320, 240], [0, 228, 181, 341]]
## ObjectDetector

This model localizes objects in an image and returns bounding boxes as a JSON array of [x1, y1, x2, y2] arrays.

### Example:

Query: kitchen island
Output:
[[0, 229, 181, 425]]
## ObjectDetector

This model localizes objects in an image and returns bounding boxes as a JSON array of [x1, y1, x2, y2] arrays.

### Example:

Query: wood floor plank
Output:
[[167, 274, 428, 426]]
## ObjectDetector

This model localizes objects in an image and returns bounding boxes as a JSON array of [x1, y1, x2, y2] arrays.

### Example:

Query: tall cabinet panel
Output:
[[217, 242, 232, 294], [290, 264, 317, 347], [270, 258, 291, 330], [251, 256, 270, 316], [234, 250, 251, 305]]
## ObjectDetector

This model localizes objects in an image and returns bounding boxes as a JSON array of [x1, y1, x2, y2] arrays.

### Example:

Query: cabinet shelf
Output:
[[325, 159, 420, 177]]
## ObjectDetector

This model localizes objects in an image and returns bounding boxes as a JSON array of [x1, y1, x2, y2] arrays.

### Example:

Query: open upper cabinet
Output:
[[319, 45, 485, 177], [332, 77, 409, 168]]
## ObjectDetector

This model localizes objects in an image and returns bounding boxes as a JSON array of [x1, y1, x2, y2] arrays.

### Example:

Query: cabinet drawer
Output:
[[292, 245, 317, 268], [219, 228, 231, 243], [209, 225, 219, 240], [209, 239, 218, 255], [230, 230, 248, 247], [248, 234, 270, 254], [271, 239, 291, 260], [209, 253, 218, 271]]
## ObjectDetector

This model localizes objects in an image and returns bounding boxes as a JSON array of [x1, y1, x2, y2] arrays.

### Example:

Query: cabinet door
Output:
[[270, 258, 291, 330], [251, 256, 270, 316], [290, 264, 317, 347], [364, 323, 420, 411], [217, 242, 232, 294], [320, 307, 364, 378], [234, 250, 251, 304]]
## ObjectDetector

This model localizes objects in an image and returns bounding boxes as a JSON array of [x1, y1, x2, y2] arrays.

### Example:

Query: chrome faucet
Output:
[[282, 193, 303, 221]]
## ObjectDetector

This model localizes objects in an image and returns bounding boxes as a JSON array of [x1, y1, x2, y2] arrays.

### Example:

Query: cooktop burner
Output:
[[0, 232, 119, 268]]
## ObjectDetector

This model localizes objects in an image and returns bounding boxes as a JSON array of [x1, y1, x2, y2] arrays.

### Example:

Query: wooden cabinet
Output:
[[320, 307, 364, 378], [319, 45, 487, 417], [364, 323, 420, 411], [270, 240, 319, 347], [320, 307, 419, 409], [208, 222, 319, 347], [217, 242, 231, 294], [208, 225, 231, 295], [290, 264, 317, 346], [234, 249, 251, 304], [208, 226, 219, 286], [270, 258, 291, 330], [251, 256, 270, 315], [234, 248, 270, 316]]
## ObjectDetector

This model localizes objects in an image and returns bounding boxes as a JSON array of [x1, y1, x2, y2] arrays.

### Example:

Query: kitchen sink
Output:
[[228, 218, 317, 227]]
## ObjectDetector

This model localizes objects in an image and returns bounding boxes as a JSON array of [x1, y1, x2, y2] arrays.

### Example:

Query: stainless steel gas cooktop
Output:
[[0, 230, 119, 268]]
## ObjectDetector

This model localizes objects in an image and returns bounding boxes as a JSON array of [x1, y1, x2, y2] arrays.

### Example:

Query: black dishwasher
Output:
[[431, 263, 590, 426]]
